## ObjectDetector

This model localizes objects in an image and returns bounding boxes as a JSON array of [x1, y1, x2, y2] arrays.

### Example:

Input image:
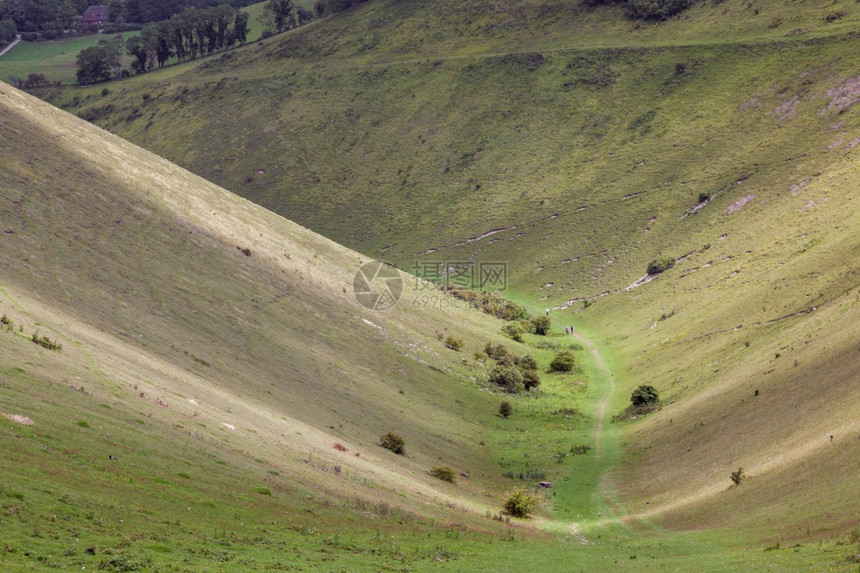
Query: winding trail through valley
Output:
[[572, 330, 614, 459], [539, 327, 632, 543]]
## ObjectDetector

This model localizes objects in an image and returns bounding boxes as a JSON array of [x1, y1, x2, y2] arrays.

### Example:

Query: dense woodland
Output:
[[0, 0, 368, 38], [0, 0, 255, 38]]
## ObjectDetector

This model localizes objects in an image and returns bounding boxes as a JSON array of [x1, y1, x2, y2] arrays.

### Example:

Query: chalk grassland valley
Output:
[[8, 79, 833, 573], [4, 84, 857, 573], [57, 0, 860, 533], [0, 0, 858, 570]]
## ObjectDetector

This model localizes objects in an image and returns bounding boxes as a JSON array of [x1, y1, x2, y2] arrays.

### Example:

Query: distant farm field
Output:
[[0, 33, 138, 85], [0, 1, 318, 85]]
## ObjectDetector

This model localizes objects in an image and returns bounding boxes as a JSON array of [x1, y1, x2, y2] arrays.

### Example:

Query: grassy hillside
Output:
[[0, 81, 546, 569], [11, 80, 859, 571], [49, 0, 860, 541], [7, 0, 860, 567]]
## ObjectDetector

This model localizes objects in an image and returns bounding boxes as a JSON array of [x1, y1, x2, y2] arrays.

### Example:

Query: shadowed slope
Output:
[[0, 81, 518, 524]]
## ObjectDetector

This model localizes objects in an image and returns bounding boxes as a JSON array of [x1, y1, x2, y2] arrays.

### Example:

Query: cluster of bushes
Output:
[[32, 333, 62, 351], [502, 468, 546, 481], [501, 316, 551, 341], [444, 287, 529, 322], [9, 73, 56, 90], [482, 343, 541, 393], [582, 0, 693, 20], [2, 315, 62, 351]]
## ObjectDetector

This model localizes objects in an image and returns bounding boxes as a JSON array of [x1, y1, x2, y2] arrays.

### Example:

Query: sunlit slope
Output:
[[55, 1, 858, 302], [0, 82, 516, 521], [592, 155, 860, 536]]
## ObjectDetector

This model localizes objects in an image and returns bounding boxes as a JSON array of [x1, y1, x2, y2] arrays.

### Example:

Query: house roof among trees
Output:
[[81, 6, 110, 23]]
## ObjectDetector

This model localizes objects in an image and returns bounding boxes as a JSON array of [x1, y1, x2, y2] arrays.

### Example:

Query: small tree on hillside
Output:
[[263, 0, 295, 33], [76, 41, 121, 84], [233, 11, 249, 44], [549, 350, 576, 372], [503, 487, 539, 518], [522, 369, 541, 391], [630, 385, 659, 407], [530, 316, 551, 335]]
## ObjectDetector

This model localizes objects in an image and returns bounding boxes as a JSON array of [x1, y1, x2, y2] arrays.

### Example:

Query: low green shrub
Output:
[[522, 369, 541, 391], [549, 350, 576, 372], [489, 365, 524, 393], [503, 487, 539, 518], [445, 335, 464, 351], [429, 466, 456, 483], [484, 342, 509, 362], [611, 385, 661, 421], [647, 257, 676, 275], [379, 432, 406, 455], [517, 354, 538, 371], [32, 333, 62, 351], [502, 323, 524, 342], [530, 315, 551, 335]]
